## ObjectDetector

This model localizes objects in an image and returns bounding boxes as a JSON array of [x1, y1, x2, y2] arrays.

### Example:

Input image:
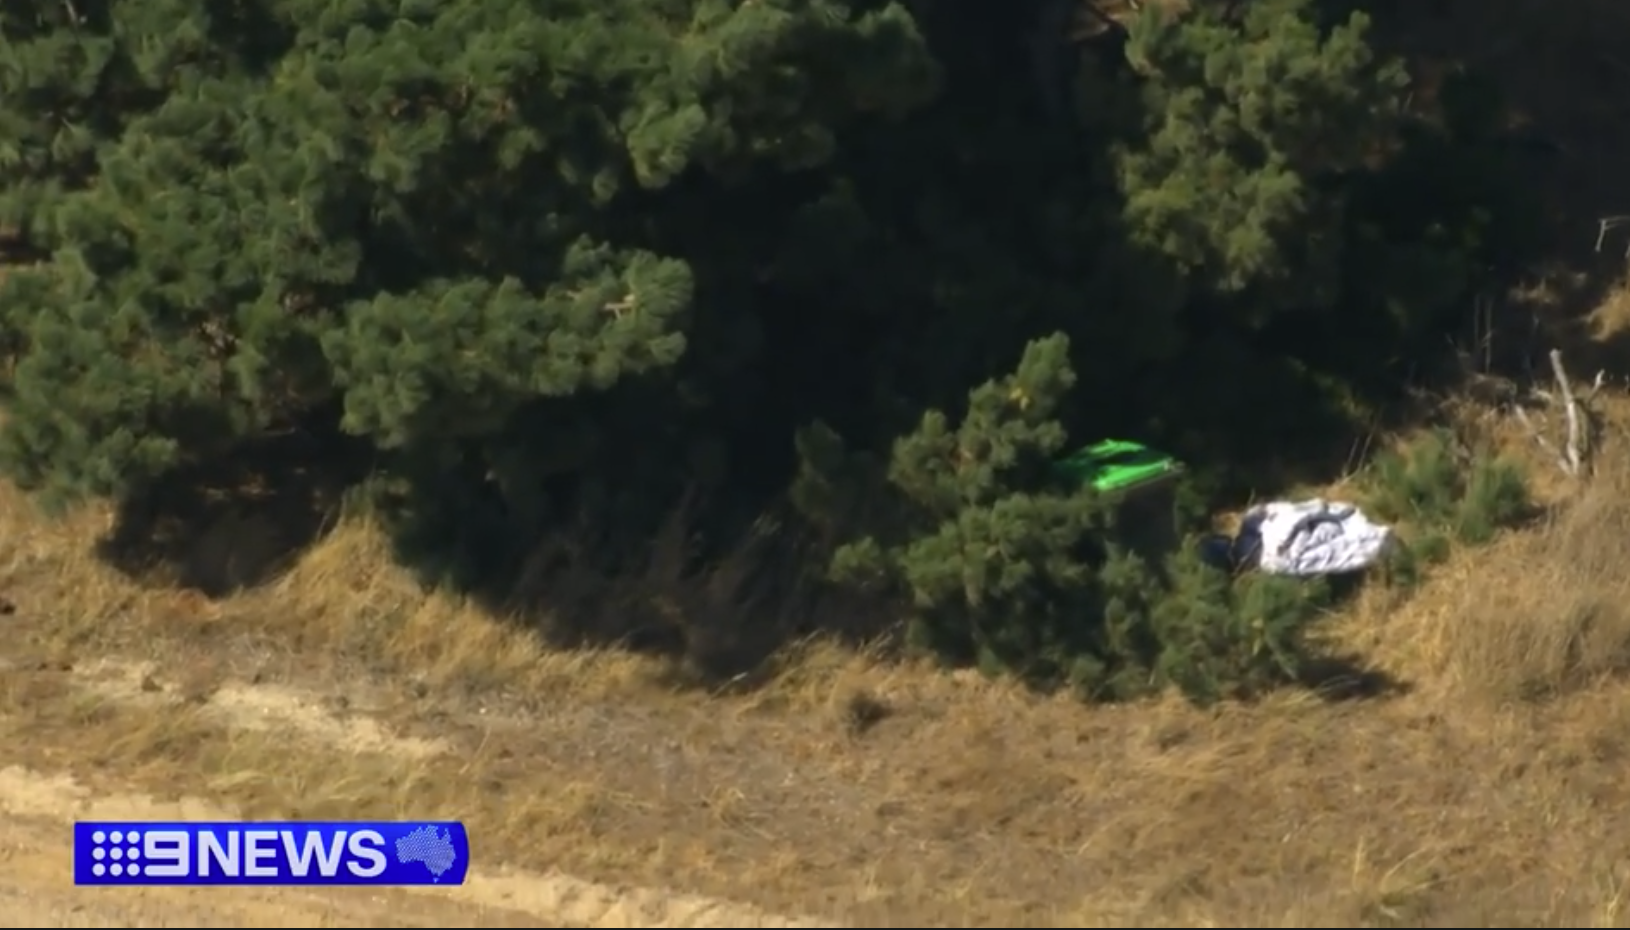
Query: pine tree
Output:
[[800, 334, 1326, 702], [808, 334, 1117, 688], [0, 0, 938, 522], [0, 0, 1535, 693], [1112, 0, 1408, 307], [0, 2, 128, 239]]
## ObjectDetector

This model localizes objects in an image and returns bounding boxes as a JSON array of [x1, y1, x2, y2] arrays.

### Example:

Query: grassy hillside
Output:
[[5, 0, 1630, 925], [5, 379, 1630, 925]]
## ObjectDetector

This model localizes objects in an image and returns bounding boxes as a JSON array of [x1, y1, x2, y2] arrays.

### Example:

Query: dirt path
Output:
[[12, 629, 1630, 928], [0, 805, 557, 928], [0, 647, 849, 930], [0, 762, 844, 928]]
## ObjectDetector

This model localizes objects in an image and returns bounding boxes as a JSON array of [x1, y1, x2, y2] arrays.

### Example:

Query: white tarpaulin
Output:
[[1236, 499, 1394, 577]]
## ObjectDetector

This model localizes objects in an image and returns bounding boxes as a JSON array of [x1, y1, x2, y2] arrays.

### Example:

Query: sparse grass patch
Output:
[[0, 671, 654, 870], [1442, 464, 1630, 702]]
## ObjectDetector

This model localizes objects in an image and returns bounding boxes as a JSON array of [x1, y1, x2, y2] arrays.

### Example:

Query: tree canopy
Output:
[[0, 0, 1542, 699]]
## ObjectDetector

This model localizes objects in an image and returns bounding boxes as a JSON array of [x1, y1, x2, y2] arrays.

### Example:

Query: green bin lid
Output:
[[1055, 439, 1183, 494]]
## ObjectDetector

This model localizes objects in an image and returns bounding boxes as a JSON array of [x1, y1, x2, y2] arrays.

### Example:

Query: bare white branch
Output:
[[1512, 349, 1598, 479], [1585, 369, 1608, 401], [1597, 215, 1630, 257], [1549, 349, 1583, 476], [1512, 405, 1572, 476]]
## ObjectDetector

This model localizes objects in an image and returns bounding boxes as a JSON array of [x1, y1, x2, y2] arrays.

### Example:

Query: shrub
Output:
[[1362, 430, 1529, 545], [797, 334, 1325, 704], [1146, 549, 1334, 703]]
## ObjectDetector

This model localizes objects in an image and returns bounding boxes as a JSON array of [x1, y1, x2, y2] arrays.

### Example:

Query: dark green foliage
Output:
[[1360, 431, 1526, 602], [800, 336, 1324, 703], [1116, 0, 1407, 301], [1146, 551, 1332, 703], [1363, 430, 1531, 545], [1374, 529, 1451, 592], [810, 335, 1108, 685], [0, 0, 937, 503], [0, 0, 1547, 701]]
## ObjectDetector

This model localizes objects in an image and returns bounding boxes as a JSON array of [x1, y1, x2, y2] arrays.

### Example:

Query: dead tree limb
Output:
[[1512, 406, 1571, 476], [1596, 215, 1630, 258], [1550, 349, 1583, 476], [1514, 349, 1601, 478]]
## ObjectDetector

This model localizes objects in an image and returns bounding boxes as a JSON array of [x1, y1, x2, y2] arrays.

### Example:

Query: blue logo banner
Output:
[[73, 821, 469, 886]]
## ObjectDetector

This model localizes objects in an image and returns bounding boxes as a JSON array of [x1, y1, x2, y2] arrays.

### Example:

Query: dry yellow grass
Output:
[[0, 786, 566, 928], [2, 4, 1630, 925], [5, 383, 1630, 925], [1439, 468, 1630, 701]]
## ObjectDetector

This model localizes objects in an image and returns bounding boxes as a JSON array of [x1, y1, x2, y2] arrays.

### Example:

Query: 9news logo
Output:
[[85, 829, 147, 878], [74, 820, 470, 886]]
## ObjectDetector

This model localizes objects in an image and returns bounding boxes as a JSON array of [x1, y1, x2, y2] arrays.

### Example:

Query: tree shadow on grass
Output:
[[1289, 571, 1409, 703], [1298, 653, 1410, 702], [95, 426, 372, 597], [486, 487, 1417, 705], [492, 491, 900, 686]]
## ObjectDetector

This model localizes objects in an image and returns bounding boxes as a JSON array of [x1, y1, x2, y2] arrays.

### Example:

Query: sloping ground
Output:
[[0, 665, 847, 929], [0, 794, 582, 929], [5, 383, 1630, 926], [0, 761, 840, 928], [3, 4, 1630, 925]]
